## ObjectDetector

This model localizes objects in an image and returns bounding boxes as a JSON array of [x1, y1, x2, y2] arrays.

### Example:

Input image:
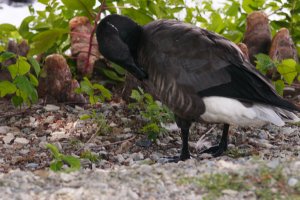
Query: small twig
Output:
[[89, 136, 136, 148], [78, 0, 96, 21], [74, 106, 108, 154], [268, 7, 283, 17]]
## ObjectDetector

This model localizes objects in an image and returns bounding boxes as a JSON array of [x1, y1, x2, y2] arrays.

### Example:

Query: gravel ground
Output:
[[1, 99, 300, 199]]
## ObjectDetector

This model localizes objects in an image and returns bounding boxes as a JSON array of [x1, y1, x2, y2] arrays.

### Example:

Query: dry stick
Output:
[[268, 7, 283, 17], [74, 106, 108, 154], [195, 124, 217, 151]]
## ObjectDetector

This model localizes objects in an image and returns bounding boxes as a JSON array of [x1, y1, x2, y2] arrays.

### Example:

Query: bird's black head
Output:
[[96, 14, 148, 80]]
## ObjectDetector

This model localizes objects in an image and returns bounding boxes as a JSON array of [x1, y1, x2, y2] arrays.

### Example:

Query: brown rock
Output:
[[44, 54, 87, 104], [243, 11, 272, 66], [236, 43, 250, 62]]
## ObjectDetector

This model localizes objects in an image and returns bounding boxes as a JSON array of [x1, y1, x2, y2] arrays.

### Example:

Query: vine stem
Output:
[[83, 0, 106, 76]]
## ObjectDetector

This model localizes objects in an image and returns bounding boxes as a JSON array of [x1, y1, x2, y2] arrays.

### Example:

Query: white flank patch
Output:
[[200, 97, 299, 126]]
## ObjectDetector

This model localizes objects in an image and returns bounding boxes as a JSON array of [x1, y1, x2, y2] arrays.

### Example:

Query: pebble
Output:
[[25, 163, 39, 169], [0, 126, 9, 134], [53, 142, 62, 152], [267, 160, 280, 169], [287, 177, 298, 187], [3, 133, 14, 144], [14, 137, 30, 145], [258, 130, 268, 139], [123, 128, 131, 133], [136, 139, 152, 147], [39, 141, 48, 149], [43, 104, 60, 112], [150, 154, 160, 161], [281, 127, 297, 136]]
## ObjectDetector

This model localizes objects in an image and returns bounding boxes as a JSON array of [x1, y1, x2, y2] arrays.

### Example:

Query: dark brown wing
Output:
[[138, 19, 299, 119]]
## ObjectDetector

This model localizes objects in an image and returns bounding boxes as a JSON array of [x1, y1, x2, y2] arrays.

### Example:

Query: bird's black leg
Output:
[[163, 116, 191, 163], [199, 123, 229, 157]]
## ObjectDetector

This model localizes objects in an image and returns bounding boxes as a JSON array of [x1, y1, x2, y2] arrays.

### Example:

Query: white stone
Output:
[[50, 131, 67, 141], [109, 122, 117, 127], [75, 105, 84, 111], [14, 137, 30, 145], [0, 126, 9, 134], [29, 117, 35, 123], [221, 189, 238, 197], [39, 141, 48, 149], [155, 100, 163, 107], [288, 178, 298, 187], [43, 104, 60, 112], [123, 128, 131, 133], [3, 133, 14, 144]]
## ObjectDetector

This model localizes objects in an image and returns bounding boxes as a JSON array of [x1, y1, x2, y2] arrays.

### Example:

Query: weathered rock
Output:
[[136, 139, 152, 147], [3, 133, 14, 144], [14, 137, 29, 146]]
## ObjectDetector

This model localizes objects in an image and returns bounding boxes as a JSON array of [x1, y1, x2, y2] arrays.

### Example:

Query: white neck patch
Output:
[[107, 22, 119, 32]]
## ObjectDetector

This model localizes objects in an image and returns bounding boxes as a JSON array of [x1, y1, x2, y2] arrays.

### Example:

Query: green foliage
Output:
[[75, 77, 111, 135], [45, 143, 81, 172], [69, 139, 83, 150], [254, 53, 300, 95], [130, 87, 174, 142], [79, 150, 101, 163], [75, 77, 112, 106], [0, 52, 40, 110]]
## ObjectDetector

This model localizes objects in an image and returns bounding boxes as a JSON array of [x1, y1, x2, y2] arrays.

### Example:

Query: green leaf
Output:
[[17, 89, 28, 103], [123, 8, 154, 25], [0, 81, 17, 97], [50, 161, 63, 171], [61, 0, 96, 11], [28, 57, 40, 77], [28, 28, 69, 56], [36, 11, 47, 18], [18, 59, 31, 75], [7, 64, 18, 79], [28, 73, 39, 86], [13, 75, 35, 95], [19, 16, 35, 38], [254, 53, 277, 74], [130, 90, 142, 102], [275, 80, 285, 95], [32, 22, 50, 31], [98, 95, 105, 103], [28, 88, 38, 104], [38, 0, 51, 5], [295, 64, 300, 73], [74, 88, 82, 94], [144, 93, 153, 103], [45, 143, 60, 159], [226, 2, 240, 16], [11, 96, 23, 107], [102, 69, 125, 82], [141, 112, 150, 118], [0, 23, 17, 32], [89, 95, 95, 106], [93, 84, 112, 100], [128, 103, 136, 108], [111, 62, 126, 75], [242, 0, 265, 13], [209, 13, 225, 33], [0, 52, 16, 62], [83, 77, 93, 87], [277, 59, 297, 85], [80, 81, 94, 95], [79, 115, 91, 121], [59, 155, 81, 168], [138, 86, 144, 94], [163, 105, 175, 121]]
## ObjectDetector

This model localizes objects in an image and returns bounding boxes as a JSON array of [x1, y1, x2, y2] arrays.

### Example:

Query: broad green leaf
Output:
[[123, 8, 154, 25], [53, 17, 64, 28], [11, 96, 23, 107], [36, 11, 47, 18], [275, 80, 285, 95], [242, 0, 265, 13], [17, 89, 28, 103], [28, 57, 41, 77], [74, 88, 83, 94], [79, 115, 91, 121], [13, 75, 35, 95], [89, 95, 95, 105], [98, 95, 105, 103], [138, 86, 144, 94], [208, 13, 225, 33], [141, 112, 150, 118], [130, 90, 142, 102], [59, 155, 81, 168], [38, 0, 51, 5], [32, 22, 50, 31], [45, 143, 60, 159], [254, 53, 277, 74], [39, 67, 47, 78], [0, 23, 17, 32], [0, 81, 17, 97], [128, 103, 135, 108], [19, 16, 35, 38], [7, 64, 18, 79], [18, 59, 31, 75], [93, 84, 112, 100], [83, 77, 93, 87], [163, 105, 175, 121], [80, 81, 94, 95], [226, 2, 240, 16], [102, 69, 125, 82], [61, 0, 96, 11], [27, 99, 31, 108], [28, 73, 39, 86], [28, 88, 38, 104], [0, 52, 16, 62], [28, 28, 69, 56], [111, 62, 126, 75], [277, 59, 297, 85], [295, 64, 300, 73], [50, 161, 63, 171], [144, 93, 153, 103]]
